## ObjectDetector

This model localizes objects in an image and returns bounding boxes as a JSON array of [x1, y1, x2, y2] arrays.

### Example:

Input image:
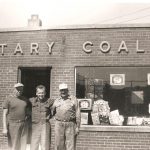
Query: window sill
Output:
[[80, 125, 150, 132]]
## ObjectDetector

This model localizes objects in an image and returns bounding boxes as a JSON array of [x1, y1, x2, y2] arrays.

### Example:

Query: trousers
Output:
[[30, 122, 50, 150], [55, 120, 76, 150], [8, 121, 28, 150]]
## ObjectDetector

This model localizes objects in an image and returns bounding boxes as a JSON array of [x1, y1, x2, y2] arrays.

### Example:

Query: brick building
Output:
[[1, 23, 150, 150]]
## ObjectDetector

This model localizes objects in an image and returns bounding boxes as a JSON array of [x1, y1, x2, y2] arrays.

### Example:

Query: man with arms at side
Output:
[[2, 83, 29, 150], [29, 85, 54, 150], [52, 83, 81, 150]]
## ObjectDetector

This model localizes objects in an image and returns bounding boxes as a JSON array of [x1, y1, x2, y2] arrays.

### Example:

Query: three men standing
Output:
[[2, 83, 81, 150]]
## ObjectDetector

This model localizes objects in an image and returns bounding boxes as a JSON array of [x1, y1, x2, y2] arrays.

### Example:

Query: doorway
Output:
[[18, 67, 51, 98]]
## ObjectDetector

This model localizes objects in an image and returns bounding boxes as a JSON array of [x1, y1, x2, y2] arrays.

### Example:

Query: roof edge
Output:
[[1, 23, 150, 32]]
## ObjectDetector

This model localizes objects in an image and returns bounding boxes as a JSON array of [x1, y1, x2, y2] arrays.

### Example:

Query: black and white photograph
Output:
[[1, 0, 150, 150]]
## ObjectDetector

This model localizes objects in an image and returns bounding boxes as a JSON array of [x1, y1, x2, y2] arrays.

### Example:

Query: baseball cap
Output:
[[14, 83, 24, 88], [59, 83, 68, 90]]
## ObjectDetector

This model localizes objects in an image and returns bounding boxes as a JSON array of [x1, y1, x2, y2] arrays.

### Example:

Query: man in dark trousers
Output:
[[52, 83, 81, 150], [29, 85, 54, 150], [2, 83, 29, 150]]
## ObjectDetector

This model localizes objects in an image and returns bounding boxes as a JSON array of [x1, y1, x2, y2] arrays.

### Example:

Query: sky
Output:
[[1, 0, 150, 28]]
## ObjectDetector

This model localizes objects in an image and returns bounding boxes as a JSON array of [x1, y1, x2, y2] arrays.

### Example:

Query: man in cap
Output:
[[52, 83, 81, 150], [2, 83, 29, 150], [29, 85, 54, 150]]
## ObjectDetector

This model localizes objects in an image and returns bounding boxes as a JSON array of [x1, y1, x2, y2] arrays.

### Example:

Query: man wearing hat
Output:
[[2, 83, 29, 150], [52, 83, 81, 150]]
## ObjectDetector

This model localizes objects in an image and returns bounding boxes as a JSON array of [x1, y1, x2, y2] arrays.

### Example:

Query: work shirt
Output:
[[29, 97, 54, 123], [3, 95, 28, 121], [53, 95, 81, 127]]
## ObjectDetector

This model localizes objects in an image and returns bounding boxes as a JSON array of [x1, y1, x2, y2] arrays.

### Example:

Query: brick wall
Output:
[[49, 120, 150, 150], [76, 131, 150, 150], [0, 27, 150, 149]]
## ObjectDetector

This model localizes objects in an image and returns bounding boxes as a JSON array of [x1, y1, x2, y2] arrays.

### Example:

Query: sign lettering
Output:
[[83, 40, 145, 54], [30, 43, 39, 55], [14, 43, 23, 55], [0, 44, 7, 55]]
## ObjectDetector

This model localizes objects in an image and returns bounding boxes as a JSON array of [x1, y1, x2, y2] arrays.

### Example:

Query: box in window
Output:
[[77, 99, 92, 110]]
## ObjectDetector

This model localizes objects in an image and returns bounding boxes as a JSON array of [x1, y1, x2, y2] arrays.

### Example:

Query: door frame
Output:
[[17, 66, 52, 98]]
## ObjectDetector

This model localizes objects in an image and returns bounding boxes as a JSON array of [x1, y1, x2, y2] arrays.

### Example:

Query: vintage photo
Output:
[[1, 1, 150, 150]]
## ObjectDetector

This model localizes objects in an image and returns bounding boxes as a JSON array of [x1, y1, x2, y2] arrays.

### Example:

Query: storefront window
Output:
[[75, 66, 150, 126]]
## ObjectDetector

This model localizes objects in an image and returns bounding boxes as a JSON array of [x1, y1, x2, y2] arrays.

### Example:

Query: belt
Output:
[[41, 119, 49, 123], [32, 119, 49, 123], [55, 118, 75, 122], [9, 119, 25, 123]]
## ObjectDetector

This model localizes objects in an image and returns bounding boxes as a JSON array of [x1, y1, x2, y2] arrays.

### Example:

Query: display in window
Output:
[[91, 113, 100, 125], [126, 116, 150, 126], [81, 112, 88, 125], [76, 66, 150, 126], [78, 99, 92, 110], [131, 91, 144, 104], [110, 74, 125, 85], [142, 117, 150, 125], [86, 78, 104, 100], [109, 110, 124, 126], [147, 73, 150, 85], [91, 99, 110, 125]]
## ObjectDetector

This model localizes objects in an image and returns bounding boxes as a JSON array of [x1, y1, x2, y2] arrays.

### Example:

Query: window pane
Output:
[[76, 66, 150, 117]]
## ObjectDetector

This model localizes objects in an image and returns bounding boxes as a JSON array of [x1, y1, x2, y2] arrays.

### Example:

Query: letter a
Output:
[[118, 41, 128, 53], [14, 43, 23, 55]]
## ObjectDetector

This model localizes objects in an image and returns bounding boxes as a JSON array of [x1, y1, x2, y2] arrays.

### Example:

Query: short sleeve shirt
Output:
[[29, 97, 54, 123], [3, 95, 28, 121], [53, 95, 80, 124]]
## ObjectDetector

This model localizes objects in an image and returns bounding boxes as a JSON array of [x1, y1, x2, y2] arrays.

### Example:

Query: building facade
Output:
[[1, 24, 150, 150]]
